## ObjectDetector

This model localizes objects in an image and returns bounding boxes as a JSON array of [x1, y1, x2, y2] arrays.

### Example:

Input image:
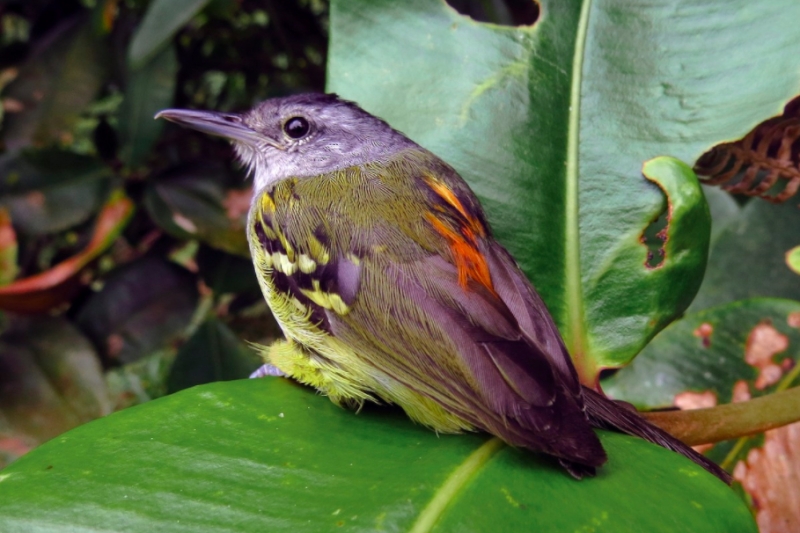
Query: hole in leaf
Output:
[[445, 0, 539, 26], [641, 196, 668, 269], [694, 94, 800, 203]]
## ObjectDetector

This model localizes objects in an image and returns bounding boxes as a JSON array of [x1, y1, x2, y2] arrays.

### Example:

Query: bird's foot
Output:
[[249, 363, 287, 378]]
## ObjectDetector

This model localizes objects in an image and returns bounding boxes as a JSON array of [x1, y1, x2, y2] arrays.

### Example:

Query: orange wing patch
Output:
[[423, 176, 495, 296]]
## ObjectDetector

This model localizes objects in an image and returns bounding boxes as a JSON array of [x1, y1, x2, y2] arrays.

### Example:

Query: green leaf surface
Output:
[[689, 200, 800, 312], [127, 0, 211, 70], [118, 44, 178, 167], [167, 318, 259, 393], [327, 0, 800, 378], [0, 316, 110, 467], [0, 149, 111, 236], [0, 17, 108, 150], [74, 257, 199, 365], [0, 379, 754, 533], [144, 166, 250, 256]]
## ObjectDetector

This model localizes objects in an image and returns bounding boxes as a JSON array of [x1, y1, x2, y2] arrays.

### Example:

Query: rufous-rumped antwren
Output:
[[156, 94, 729, 482]]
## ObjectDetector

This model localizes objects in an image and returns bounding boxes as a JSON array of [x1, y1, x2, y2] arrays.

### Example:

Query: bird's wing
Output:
[[328, 163, 602, 463]]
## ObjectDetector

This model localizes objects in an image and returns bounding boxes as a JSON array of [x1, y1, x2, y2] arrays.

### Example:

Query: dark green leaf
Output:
[[701, 186, 741, 245], [118, 44, 178, 167], [127, 0, 212, 70], [196, 245, 260, 294], [0, 149, 111, 236], [74, 256, 199, 364], [689, 200, 800, 312], [167, 318, 259, 393], [0, 379, 754, 532], [1, 17, 108, 150]]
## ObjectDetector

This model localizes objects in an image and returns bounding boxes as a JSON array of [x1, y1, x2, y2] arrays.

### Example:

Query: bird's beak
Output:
[[155, 108, 280, 148]]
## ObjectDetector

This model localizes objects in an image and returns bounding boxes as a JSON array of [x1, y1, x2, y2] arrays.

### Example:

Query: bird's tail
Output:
[[581, 387, 732, 484]]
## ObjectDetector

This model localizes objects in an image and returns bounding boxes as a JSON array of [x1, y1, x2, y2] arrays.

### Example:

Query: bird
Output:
[[156, 93, 730, 483]]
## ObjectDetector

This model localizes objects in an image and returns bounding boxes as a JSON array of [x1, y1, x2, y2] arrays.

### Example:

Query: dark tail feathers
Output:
[[582, 387, 732, 484]]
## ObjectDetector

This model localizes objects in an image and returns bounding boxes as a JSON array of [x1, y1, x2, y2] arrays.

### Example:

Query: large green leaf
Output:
[[327, 0, 800, 379], [0, 379, 754, 532]]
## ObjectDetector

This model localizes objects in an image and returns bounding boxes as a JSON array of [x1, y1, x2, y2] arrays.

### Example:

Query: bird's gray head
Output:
[[156, 93, 417, 192]]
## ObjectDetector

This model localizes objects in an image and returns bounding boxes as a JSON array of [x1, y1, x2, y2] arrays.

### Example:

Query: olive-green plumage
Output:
[[157, 93, 731, 482]]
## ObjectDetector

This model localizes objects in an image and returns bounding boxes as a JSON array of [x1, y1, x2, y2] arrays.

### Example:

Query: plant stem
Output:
[[642, 386, 800, 446]]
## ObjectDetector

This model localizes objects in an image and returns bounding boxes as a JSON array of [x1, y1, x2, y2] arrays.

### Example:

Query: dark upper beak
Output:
[[155, 108, 277, 147]]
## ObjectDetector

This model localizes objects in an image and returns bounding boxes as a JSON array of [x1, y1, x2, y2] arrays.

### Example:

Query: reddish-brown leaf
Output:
[[0, 191, 134, 313]]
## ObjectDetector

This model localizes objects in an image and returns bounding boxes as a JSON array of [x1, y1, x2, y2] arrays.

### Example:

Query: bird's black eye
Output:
[[283, 116, 310, 139]]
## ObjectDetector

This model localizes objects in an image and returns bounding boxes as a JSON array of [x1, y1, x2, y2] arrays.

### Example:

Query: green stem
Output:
[[642, 385, 800, 446], [564, 0, 593, 385]]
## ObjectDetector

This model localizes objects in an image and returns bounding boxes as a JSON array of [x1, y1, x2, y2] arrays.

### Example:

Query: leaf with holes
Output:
[[0, 379, 754, 532], [327, 0, 800, 381]]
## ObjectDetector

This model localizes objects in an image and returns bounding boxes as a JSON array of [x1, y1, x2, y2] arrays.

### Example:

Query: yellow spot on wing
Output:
[[298, 253, 317, 273], [271, 252, 297, 275], [307, 235, 329, 264], [299, 287, 350, 315]]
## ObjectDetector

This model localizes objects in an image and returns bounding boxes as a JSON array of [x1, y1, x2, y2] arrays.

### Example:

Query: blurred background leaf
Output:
[[127, 0, 211, 70]]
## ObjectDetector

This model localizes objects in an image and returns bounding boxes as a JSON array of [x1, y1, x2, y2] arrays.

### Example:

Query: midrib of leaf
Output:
[[564, 0, 593, 381], [408, 437, 505, 533]]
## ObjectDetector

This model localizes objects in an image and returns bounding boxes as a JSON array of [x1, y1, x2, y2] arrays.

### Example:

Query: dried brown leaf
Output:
[[695, 95, 800, 202], [734, 422, 800, 533]]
